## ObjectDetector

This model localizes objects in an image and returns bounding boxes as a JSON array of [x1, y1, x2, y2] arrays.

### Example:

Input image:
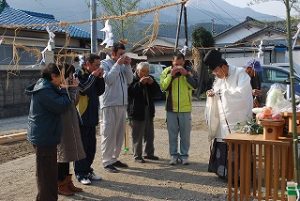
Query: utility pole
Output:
[[174, 1, 184, 52], [211, 19, 216, 36], [183, 4, 188, 47], [90, 0, 97, 53]]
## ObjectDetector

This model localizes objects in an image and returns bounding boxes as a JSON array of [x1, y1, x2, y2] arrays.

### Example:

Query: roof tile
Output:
[[0, 5, 91, 39]]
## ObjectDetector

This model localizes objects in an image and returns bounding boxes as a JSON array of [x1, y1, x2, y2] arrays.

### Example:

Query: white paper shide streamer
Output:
[[293, 23, 300, 50], [100, 20, 114, 48], [180, 45, 188, 56], [41, 26, 55, 64], [0, 36, 3, 45], [257, 40, 263, 58]]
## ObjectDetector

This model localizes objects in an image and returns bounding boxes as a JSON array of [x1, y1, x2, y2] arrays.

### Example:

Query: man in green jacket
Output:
[[160, 53, 197, 165]]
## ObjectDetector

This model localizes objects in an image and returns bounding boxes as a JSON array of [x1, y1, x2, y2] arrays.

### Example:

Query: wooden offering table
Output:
[[224, 133, 293, 201]]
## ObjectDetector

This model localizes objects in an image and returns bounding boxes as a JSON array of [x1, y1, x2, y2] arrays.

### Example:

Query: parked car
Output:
[[149, 64, 165, 83], [149, 64, 166, 100], [259, 65, 300, 104]]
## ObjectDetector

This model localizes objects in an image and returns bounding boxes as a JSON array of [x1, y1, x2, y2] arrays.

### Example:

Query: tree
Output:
[[97, 0, 141, 43], [0, 0, 7, 13], [192, 27, 215, 48], [191, 27, 215, 98]]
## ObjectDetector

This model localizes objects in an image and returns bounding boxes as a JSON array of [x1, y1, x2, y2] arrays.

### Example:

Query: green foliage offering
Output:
[[240, 119, 263, 135], [192, 26, 215, 48]]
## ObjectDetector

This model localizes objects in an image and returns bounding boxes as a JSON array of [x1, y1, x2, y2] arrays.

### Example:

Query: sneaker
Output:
[[104, 164, 119, 173], [134, 157, 146, 163], [88, 172, 102, 181], [144, 155, 159, 160], [112, 160, 128, 168], [169, 156, 177, 165], [182, 158, 189, 165], [76, 175, 91, 185]]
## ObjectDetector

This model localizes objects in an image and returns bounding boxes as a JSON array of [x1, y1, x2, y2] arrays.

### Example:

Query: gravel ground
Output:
[[0, 101, 227, 201]]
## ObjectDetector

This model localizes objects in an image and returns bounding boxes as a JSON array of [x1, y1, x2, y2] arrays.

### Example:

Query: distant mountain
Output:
[[5, 0, 282, 43], [140, 0, 281, 25], [6, 0, 281, 31]]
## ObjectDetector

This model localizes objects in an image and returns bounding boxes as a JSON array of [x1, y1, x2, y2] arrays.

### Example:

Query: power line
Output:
[[208, 0, 241, 24]]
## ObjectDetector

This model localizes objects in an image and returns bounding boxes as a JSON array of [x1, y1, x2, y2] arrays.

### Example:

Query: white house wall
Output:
[[246, 32, 286, 43], [215, 26, 262, 45]]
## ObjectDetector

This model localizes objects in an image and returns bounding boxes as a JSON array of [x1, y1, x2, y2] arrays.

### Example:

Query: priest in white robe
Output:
[[204, 49, 253, 179]]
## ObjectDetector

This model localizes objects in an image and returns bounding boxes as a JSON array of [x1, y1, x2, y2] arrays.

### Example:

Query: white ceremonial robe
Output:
[[213, 65, 253, 140]]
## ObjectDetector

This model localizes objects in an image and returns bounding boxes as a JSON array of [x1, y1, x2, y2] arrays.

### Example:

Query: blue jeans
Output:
[[166, 112, 191, 159]]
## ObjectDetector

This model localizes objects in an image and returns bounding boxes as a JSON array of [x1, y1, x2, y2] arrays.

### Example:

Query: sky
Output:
[[223, 0, 288, 18]]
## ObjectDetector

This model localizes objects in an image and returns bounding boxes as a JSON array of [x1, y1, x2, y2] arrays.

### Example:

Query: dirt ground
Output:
[[0, 101, 226, 201], [0, 102, 207, 165], [0, 141, 34, 164]]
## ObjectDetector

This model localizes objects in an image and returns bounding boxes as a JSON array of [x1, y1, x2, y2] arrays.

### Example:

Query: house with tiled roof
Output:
[[0, 0, 97, 118], [213, 16, 291, 67], [0, 0, 96, 70]]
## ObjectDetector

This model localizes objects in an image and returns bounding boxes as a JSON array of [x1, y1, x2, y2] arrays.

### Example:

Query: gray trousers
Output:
[[129, 107, 155, 159], [100, 106, 126, 167], [166, 111, 191, 159]]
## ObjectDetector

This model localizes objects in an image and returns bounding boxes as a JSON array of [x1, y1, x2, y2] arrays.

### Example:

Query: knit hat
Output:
[[244, 59, 262, 72], [203, 49, 224, 71]]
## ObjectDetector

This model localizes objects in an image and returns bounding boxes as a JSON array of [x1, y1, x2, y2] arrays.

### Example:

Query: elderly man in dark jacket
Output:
[[128, 62, 161, 163], [25, 63, 72, 201]]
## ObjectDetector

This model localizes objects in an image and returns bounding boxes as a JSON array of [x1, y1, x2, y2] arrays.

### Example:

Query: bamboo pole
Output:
[[285, 0, 299, 183]]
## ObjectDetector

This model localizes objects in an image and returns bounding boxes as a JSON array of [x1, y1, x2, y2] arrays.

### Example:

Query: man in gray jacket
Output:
[[100, 42, 133, 173]]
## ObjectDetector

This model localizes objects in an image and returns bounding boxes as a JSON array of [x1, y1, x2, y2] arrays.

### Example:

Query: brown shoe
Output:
[[66, 174, 83, 192], [58, 177, 74, 196]]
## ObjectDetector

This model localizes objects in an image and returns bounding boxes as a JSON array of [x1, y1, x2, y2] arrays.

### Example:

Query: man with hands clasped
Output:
[[160, 53, 197, 166], [74, 54, 105, 185], [128, 62, 161, 163], [100, 42, 133, 173]]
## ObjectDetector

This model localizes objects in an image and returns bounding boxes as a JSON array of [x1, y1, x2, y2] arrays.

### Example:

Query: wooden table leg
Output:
[[228, 142, 232, 201]]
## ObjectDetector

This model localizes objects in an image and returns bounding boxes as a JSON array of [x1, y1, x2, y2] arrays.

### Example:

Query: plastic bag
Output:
[[205, 96, 220, 141], [266, 83, 291, 112]]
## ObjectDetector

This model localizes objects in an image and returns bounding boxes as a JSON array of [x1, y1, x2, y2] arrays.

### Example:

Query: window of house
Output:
[[0, 45, 13, 65], [18, 48, 41, 65], [0, 45, 41, 65]]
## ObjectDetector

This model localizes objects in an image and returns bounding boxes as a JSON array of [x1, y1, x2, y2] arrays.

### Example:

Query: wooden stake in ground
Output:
[[0, 132, 27, 145]]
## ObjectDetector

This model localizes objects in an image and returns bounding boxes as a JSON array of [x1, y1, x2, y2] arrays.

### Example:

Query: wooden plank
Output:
[[234, 143, 239, 201], [240, 144, 245, 201], [258, 144, 263, 201], [270, 143, 273, 198], [245, 143, 251, 200], [252, 144, 257, 198], [0, 132, 27, 145], [281, 146, 287, 200], [265, 144, 271, 200], [228, 142, 232, 201], [273, 145, 279, 201]]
